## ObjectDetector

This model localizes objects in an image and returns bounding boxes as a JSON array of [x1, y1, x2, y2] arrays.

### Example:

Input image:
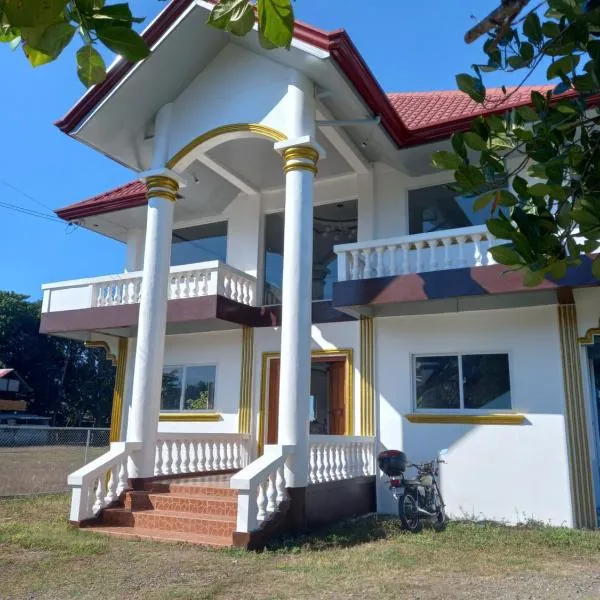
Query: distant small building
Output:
[[0, 368, 33, 413]]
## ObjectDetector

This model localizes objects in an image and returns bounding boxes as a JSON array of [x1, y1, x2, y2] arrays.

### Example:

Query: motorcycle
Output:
[[377, 449, 448, 533]]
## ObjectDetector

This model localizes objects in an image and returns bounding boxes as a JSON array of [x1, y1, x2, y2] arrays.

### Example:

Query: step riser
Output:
[[133, 512, 236, 537], [147, 483, 238, 498], [125, 493, 237, 517]]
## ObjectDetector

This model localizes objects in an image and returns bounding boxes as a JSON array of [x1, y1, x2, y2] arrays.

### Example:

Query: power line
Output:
[[0, 177, 56, 214], [0, 200, 67, 225]]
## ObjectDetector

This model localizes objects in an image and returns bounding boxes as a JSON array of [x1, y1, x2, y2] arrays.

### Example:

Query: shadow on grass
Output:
[[265, 514, 406, 552]]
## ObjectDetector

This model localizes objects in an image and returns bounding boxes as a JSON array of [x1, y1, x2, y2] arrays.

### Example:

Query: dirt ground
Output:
[[1, 495, 600, 600], [0, 446, 107, 496]]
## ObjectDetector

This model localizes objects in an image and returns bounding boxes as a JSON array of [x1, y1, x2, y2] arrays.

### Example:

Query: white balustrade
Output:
[[67, 441, 141, 522], [153, 433, 251, 477], [230, 444, 293, 534], [41, 261, 258, 314], [308, 436, 375, 484], [335, 225, 499, 282]]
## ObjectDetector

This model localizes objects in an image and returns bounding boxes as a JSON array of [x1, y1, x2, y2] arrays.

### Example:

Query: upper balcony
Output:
[[40, 261, 260, 338]]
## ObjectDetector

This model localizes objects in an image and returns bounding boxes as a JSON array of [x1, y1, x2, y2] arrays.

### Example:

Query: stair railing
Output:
[[230, 444, 294, 533], [67, 441, 141, 523]]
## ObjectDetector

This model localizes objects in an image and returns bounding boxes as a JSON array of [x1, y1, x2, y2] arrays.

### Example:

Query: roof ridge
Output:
[[387, 84, 553, 97]]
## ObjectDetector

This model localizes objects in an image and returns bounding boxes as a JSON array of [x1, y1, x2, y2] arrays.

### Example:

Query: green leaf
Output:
[[22, 43, 52, 66], [455, 165, 485, 191], [542, 20, 561, 38], [451, 132, 467, 159], [76, 44, 106, 86], [522, 268, 546, 287], [431, 150, 463, 170], [0, 26, 21, 42], [23, 21, 75, 59], [516, 105, 538, 121], [96, 25, 149, 61], [592, 255, 600, 280], [207, 0, 254, 37], [486, 217, 516, 239], [93, 4, 144, 26], [473, 191, 495, 212], [257, 0, 293, 49], [496, 190, 518, 207], [528, 183, 552, 197], [549, 260, 568, 280], [523, 12, 543, 44], [512, 175, 529, 198], [489, 245, 523, 266], [547, 54, 580, 79], [464, 131, 487, 151], [3, 0, 68, 27], [456, 73, 485, 103]]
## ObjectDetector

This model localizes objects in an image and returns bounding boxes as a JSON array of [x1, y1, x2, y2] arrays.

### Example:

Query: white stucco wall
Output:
[[157, 330, 243, 434], [375, 306, 574, 526]]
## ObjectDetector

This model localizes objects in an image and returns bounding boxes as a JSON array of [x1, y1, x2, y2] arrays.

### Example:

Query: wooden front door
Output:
[[266, 355, 347, 445]]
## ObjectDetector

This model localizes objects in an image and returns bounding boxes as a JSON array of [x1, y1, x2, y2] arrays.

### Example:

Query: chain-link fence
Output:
[[0, 426, 110, 496]]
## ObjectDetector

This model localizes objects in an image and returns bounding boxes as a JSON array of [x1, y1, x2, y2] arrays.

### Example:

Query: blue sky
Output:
[[0, 0, 539, 299]]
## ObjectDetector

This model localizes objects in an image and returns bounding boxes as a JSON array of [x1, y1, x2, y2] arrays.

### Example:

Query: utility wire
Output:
[[0, 177, 56, 214], [0, 200, 67, 225]]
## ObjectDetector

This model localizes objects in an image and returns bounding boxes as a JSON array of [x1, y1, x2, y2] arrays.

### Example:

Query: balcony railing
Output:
[[334, 225, 498, 282], [42, 261, 257, 313]]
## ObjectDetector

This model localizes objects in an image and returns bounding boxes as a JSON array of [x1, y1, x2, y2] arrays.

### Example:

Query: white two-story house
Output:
[[41, 0, 600, 547]]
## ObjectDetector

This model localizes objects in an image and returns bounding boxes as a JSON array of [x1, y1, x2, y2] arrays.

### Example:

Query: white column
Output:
[[272, 72, 323, 488], [125, 228, 145, 272]]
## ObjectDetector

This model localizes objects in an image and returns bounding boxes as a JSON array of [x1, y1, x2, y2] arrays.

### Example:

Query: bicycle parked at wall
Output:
[[377, 449, 448, 533]]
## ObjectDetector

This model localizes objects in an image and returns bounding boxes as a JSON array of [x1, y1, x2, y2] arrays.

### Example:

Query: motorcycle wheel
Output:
[[432, 506, 447, 532], [398, 492, 423, 533]]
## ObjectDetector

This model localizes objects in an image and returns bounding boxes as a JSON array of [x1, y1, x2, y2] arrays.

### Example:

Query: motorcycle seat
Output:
[[402, 479, 422, 486]]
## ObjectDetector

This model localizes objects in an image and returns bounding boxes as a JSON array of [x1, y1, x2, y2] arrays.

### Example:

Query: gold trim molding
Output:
[[405, 413, 525, 425], [167, 123, 287, 170], [282, 145, 319, 175], [145, 175, 179, 203], [238, 328, 254, 434], [360, 317, 375, 436], [558, 304, 597, 528], [578, 322, 600, 345], [109, 338, 128, 443], [84, 341, 117, 366], [159, 412, 223, 422]]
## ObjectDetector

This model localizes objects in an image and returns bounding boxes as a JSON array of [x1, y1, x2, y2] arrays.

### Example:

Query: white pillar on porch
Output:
[[126, 104, 183, 479], [273, 72, 324, 488]]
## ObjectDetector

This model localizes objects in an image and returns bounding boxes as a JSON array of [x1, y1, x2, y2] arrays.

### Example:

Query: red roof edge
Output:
[[55, 189, 148, 221]]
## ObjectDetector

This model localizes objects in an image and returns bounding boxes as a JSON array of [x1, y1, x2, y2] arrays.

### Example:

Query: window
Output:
[[414, 353, 511, 410], [408, 184, 505, 235], [171, 222, 227, 266], [0, 379, 7, 392], [263, 200, 358, 303], [160, 365, 216, 411]]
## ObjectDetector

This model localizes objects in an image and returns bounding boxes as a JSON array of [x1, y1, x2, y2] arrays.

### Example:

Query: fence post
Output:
[[83, 428, 91, 465]]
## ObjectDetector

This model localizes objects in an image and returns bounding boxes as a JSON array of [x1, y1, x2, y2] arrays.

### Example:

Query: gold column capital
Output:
[[282, 145, 320, 175], [141, 170, 183, 203]]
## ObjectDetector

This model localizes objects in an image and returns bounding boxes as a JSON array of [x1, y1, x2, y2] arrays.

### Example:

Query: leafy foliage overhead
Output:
[[432, 0, 600, 284], [0, 0, 295, 87]]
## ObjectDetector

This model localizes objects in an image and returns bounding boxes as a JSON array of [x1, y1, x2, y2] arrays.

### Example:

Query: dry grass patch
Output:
[[1, 494, 599, 600]]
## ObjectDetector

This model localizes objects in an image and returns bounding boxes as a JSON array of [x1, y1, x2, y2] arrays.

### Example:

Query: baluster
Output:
[[197, 442, 206, 472], [401, 243, 411, 275], [236, 278, 243, 303], [226, 442, 233, 470], [375, 247, 385, 277], [205, 442, 213, 471], [154, 444, 162, 476], [362, 249, 373, 278], [276, 465, 287, 503], [218, 442, 226, 470], [248, 284, 255, 307], [415, 241, 425, 272], [95, 285, 103, 307], [323, 444, 331, 481], [330, 445, 337, 480], [257, 481, 268, 521], [316, 444, 324, 483], [442, 238, 453, 269], [386, 246, 397, 276], [161, 441, 171, 476], [486, 234, 497, 265], [427, 239, 438, 271], [116, 460, 128, 496], [171, 441, 180, 475], [112, 283, 122, 305], [472, 234, 483, 267], [232, 442, 240, 469], [341, 445, 348, 479], [266, 471, 277, 513], [309, 446, 317, 484], [481, 233, 492, 266], [354, 443, 362, 477], [105, 465, 118, 503], [179, 441, 188, 474], [456, 236, 467, 267], [187, 441, 197, 473], [335, 445, 344, 480], [350, 250, 360, 280], [213, 442, 220, 471], [126, 281, 134, 304], [202, 272, 209, 295], [93, 476, 105, 514], [362, 445, 369, 476]]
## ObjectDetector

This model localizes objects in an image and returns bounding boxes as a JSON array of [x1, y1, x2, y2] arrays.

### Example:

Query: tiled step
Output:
[[153, 482, 238, 498], [86, 525, 233, 547], [133, 509, 236, 537], [125, 490, 237, 517]]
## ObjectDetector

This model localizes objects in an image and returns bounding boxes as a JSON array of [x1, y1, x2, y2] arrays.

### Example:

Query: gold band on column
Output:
[[282, 146, 319, 175], [109, 338, 129, 443], [360, 316, 375, 436], [145, 175, 179, 202], [238, 327, 254, 434], [558, 303, 597, 528]]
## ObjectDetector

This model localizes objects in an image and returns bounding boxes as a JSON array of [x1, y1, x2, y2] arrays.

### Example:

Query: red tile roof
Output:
[[0, 369, 14, 378], [388, 85, 554, 131]]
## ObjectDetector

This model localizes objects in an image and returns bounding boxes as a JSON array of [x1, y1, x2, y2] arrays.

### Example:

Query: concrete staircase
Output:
[[85, 474, 238, 547]]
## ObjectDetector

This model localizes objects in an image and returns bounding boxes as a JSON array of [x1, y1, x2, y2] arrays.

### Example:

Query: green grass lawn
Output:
[[1, 494, 600, 599]]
